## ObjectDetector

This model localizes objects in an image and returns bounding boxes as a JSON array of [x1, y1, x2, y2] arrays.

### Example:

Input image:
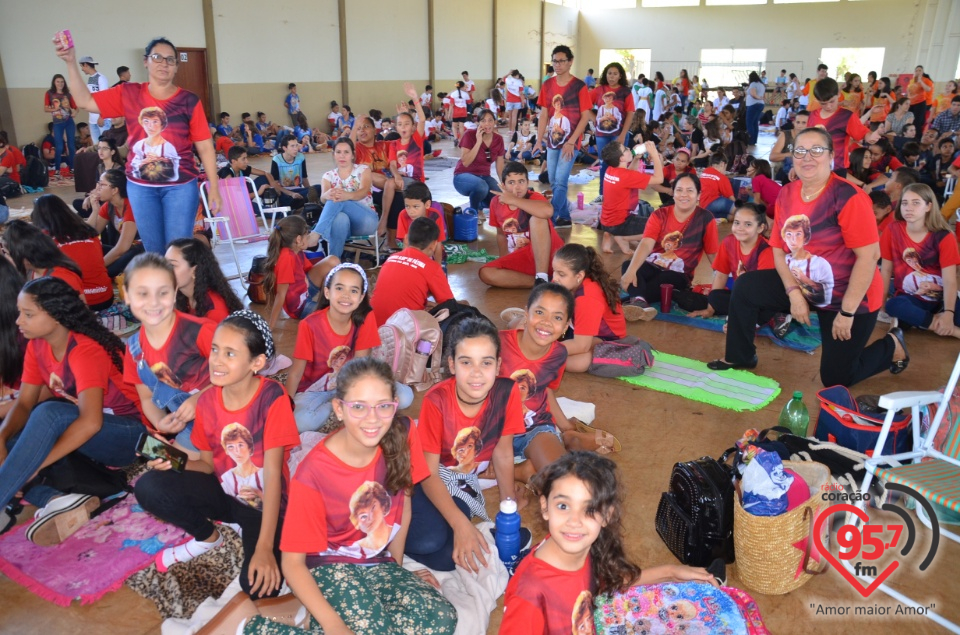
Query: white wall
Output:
[[544, 2, 579, 77], [346, 0, 429, 82], [435, 0, 493, 82], [496, 0, 542, 87]]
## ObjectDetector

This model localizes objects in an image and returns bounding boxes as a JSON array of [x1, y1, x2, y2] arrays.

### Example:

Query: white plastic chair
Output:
[[849, 352, 960, 633]]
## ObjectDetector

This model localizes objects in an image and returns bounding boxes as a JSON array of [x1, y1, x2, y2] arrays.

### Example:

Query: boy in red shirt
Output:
[[480, 161, 565, 289], [599, 140, 663, 254], [807, 78, 881, 173], [870, 190, 895, 234], [699, 152, 736, 219], [396, 182, 446, 264], [372, 217, 454, 324]]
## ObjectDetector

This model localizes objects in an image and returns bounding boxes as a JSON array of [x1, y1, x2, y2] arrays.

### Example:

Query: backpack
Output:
[[22, 143, 41, 162], [371, 308, 443, 390], [0, 176, 19, 200], [21, 156, 49, 189], [247, 255, 268, 304], [655, 449, 737, 567], [587, 336, 655, 378]]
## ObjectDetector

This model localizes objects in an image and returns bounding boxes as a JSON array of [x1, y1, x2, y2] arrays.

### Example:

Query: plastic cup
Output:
[[660, 283, 674, 314]]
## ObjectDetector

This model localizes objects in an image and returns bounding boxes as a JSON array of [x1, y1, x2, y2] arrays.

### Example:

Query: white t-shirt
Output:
[[652, 89, 668, 120], [420, 92, 432, 107], [505, 76, 524, 100], [775, 106, 789, 129], [635, 86, 652, 111], [713, 96, 730, 110], [463, 79, 476, 101], [87, 72, 109, 125]]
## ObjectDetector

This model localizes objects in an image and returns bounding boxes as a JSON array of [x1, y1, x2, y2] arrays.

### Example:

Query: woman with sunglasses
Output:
[[707, 127, 908, 388], [53, 36, 220, 255]]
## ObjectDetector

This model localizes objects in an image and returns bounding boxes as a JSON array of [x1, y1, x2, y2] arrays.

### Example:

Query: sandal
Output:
[[888, 327, 910, 374], [573, 419, 621, 455]]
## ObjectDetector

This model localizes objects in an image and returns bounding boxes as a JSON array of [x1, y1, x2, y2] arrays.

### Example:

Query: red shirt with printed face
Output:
[[642, 206, 720, 280], [275, 248, 313, 319], [280, 419, 430, 563], [123, 311, 216, 394], [538, 76, 592, 150], [355, 141, 391, 175], [489, 192, 562, 254], [880, 221, 960, 303], [498, 329, 567, 432], [601, 167, 650, 228], [23, 334, 142, 419], [770, 175, 883, 312], [389, 131, 426, 182], [592, 84, 635, 138], [573, 278, 627, 341], [713, 234, 775, 280], [500, 541, 595, 635], [418, 377, 526, 474], [371, 247, 454, 325], [292, 308, 381, 393], [191, 377, 300, 510]]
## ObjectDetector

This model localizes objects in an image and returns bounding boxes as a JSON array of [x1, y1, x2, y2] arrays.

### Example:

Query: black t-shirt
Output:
[[218, 165, 255, 195], [691, 128, 707, 167]]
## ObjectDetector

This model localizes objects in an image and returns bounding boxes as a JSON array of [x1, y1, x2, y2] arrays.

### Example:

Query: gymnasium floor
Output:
[[1, 129, 957, 634]]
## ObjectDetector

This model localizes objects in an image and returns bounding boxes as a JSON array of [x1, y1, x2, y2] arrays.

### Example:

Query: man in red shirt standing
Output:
[[537, 45, 594, 227]]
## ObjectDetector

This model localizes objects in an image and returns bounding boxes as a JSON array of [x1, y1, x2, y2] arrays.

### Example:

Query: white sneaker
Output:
[[26, 493, 100, 546], [156, 531, 224, 572], [877, 310, 894, 324]]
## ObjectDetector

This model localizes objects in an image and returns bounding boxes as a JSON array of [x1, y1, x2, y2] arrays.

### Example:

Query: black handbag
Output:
[[655, 448, 736, 566]]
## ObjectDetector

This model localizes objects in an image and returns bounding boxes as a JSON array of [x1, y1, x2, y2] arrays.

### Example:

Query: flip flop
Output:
[[573, 419, 621, 454]]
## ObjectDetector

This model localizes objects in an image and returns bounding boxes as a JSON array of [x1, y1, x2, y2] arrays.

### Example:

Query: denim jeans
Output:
[[885, 294, 960, 329], [546, 146, 576, 221], [314, 200, 379, 259], [293, 381, 414, 433], [52, 118, 76, 171], [0, 401, 142, 509], [706, 197, 735, 219], [746, 103, 764, 145], [594, 135, 615, 196], [453, 173, 501, 211], [404, 484, 472, 571], [510, 149, 540, 162], [127, 180, 200, 254]]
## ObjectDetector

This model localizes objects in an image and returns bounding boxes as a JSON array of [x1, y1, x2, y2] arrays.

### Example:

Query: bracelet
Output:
[[943, 309, 956, 314], [784, 285, 800, 296], [839, 309, 855, 318]]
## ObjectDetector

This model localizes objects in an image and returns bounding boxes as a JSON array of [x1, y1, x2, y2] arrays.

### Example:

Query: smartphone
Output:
[[54, 29, 74, 51], [136, 432, 187, 472]]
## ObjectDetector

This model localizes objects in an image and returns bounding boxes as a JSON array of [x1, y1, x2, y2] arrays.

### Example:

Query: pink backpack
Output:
[[372, 309, 443, 391]]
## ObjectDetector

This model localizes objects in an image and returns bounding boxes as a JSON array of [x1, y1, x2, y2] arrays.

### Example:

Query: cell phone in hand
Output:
[[136, 432, 187, 472], [54, 30, 73, 51]]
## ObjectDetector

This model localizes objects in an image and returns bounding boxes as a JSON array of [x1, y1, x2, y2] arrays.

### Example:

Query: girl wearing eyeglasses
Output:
[[54, 36, 221, 255], [708, 127, 909, 386]]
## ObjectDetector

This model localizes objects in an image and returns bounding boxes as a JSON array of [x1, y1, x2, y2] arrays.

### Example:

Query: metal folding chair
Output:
[[200, 176, 264, 287]]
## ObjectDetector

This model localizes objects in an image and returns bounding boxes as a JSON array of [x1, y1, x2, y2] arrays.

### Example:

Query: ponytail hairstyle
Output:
[[316, 263, 372, 331], [445, 316, 500, 367], [732, 201, 767, 229], [21, 277, 126, 372], [531, 451, 641, 595], [263, 215, 308, 306], [220, 309, 275, 360], [31, 194, 98, 243], [0, 258, 25, 387], [334, 357, 412, 495], [167, 238, 243, 318], [3, 219, 82, 278], [553, 244, 620, 314], [526, 281, 576, 325]]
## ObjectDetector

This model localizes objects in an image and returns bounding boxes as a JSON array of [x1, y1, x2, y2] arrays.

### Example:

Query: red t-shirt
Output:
[[877, 213, 894, 235], [880, 221, 960, 303], [807, 108, 870, 170], [0, 146, 26, 184], [500, 541, 594, 635], [38, 267, 84, 297], [453, 129, 506, 178], [92, 82, 211, 185], [396, 204, 447, 242], [123, 311, 216, 394], [661, 163, 695, 186], [489, 191, 562, 254], [191, 377, 300, 510], [372, 247, 454, 325], [187, 291, 231, 324], [56, 238, 114, 306], [418, 377, 525, 474], [98, 199, 136, 233], [498, 329, 567, 432], [215, 136, 234, 155], [275, 248, 313, 319], [751, 174, 782, 217], [388, 131, 425, 182], [292, 308, 381, 393], [280, 419, 430, 562], [713, 235, 775, 280], [643, 206, 720, 280], [538, 76, 592, 150], [698, 166, 734, 208], [355, 141, 391, 175], [592, 84, 636, 138], [600, 167, 650, 228], [770, 176, 883, 312], [22, 334, 141, 419], [574, 278, 627, 341]]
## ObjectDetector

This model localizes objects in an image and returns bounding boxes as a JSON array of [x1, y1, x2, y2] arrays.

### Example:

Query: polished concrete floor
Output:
[[1, 128, 958, 634]]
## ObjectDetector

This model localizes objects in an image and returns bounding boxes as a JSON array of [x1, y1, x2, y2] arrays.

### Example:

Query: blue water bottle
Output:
[[495, 498, 522, 575]]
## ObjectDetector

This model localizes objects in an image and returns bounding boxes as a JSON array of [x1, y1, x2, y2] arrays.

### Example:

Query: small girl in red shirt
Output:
[[165, 237, 243, 324], [3, 220, 84, 298], [134, 310, 300, 598], [500, 452, 715, 635]]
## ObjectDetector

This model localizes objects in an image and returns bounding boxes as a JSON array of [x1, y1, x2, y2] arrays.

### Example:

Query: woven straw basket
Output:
[[733, 460, 830, 595]]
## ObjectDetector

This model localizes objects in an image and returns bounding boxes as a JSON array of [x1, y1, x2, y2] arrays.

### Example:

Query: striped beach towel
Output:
[[620, 351, 780, 412]]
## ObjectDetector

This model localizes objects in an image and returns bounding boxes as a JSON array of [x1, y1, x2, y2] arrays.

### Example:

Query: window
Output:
[[706, 0, 765, 4], [641, 0, 699, 7], [819, 48, 885, 81], [699, 48, 766, 87], [600, 49, 652, 82], [773, 0, 838, 3]]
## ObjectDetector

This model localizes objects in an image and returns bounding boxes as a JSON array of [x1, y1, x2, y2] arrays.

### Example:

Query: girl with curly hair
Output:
[[165, 237, 242, 323]]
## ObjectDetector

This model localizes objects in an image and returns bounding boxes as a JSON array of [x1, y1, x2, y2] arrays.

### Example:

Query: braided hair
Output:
[[167, 238, 243, 318], [21, 277, 126, 372], [220, 310, 275, 360]]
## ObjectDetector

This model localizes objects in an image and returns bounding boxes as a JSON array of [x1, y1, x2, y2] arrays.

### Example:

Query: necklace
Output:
[[801, 181, 827, 201], [456, 386, 487, 407]]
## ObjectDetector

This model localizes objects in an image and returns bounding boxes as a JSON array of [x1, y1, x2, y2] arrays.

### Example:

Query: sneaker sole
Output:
[[623, 305, 657, 322], [196, 592, 259, 635], [26, 495, 100, 546]]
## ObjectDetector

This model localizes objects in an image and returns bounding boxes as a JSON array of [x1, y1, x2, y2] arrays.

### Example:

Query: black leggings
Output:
[[724, 269, 895, 387], [622, 261, 691, 302]]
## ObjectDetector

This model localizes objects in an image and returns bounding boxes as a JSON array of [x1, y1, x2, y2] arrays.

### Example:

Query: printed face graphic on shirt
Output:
[[782, 214, 834, 307], [452, 426, 483, 474], [572, 591, 597, 635], [349, 481, 393, 553], [132, 106, 180, 182], [220, 422, 264, 509], [647, 231, 686, 273], [902, 248, 944, 301], [597, 92, 623, 134], [151, 362, 182, 389]]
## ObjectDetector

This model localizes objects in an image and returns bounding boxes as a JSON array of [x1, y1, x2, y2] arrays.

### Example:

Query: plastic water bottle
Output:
[[495, 499, 522, 575], [577, 192, 584, 210], [778, 391, 810, 436]]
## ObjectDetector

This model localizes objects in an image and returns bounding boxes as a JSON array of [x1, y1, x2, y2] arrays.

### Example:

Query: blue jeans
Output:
[[885, 294, 960, 329], [314, 200, 379, 259], [546, 147, 576, 221], [453, 173, 501, 211], [405, 484, 472, 571], [706, 197, 735, 219], [127, 180, 200, 254], [509, 149, 540, 162], [0, 401, 142, 509], [746, 103, 764, 145], [293, 381, 414, 433], [595, 135, 615, 196], [52, 118, 76, 171]]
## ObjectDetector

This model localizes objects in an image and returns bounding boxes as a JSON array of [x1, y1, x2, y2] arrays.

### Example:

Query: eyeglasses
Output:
[[146, 53, 177, 66], [339, 401, 399, 419], [551, 58, 570, 65], [792, 145, 829, 160]]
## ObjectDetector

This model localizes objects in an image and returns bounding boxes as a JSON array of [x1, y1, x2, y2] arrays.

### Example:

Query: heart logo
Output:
[[813, 503, 900, 598]]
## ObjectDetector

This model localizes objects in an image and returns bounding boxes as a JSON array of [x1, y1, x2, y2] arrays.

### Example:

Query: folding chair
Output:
[[851, 351, 960, 633], [200, 176, 266, 287], [341, 232, 383, 267], [944, 175, 956, 202]]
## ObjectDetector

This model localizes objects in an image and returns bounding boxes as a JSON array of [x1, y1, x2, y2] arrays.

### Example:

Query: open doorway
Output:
[[599, 49, 651, 83], [819, 47, 885, 81]]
